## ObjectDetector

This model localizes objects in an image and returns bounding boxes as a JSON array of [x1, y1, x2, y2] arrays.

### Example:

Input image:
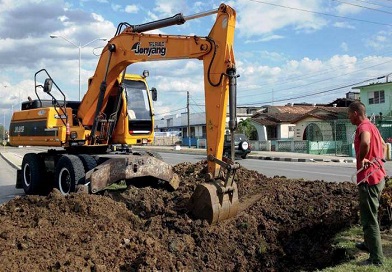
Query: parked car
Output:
[[223, 133, 251, 159]]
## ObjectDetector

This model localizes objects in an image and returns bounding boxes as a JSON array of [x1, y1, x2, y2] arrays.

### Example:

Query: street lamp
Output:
[[50, 35, 107, 100]]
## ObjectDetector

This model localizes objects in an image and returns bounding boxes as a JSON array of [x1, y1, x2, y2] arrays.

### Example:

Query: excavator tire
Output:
[[189, 181, 239, 224], [55, 155, 85, 195], [22, 153, 45, 195], [77, 154, 98, 174]]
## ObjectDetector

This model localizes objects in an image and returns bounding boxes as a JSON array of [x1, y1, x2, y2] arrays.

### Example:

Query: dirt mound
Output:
[[0, 160, 360, 271]]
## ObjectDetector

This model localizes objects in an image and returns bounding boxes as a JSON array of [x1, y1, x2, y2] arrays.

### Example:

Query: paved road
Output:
[[160, 152, 357, 182], [2, 146, 391, 204], [0, 155, 23, 204]]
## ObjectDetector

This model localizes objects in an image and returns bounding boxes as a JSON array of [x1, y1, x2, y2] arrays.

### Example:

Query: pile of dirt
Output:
[[0, 160, 360, 271], [380, 181, 392, 229]]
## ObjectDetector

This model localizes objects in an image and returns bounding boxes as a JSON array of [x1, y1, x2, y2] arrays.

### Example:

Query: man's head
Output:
[[348, 101, 366, 125]]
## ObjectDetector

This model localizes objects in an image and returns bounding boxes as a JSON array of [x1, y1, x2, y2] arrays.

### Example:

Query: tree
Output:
[[0, 125, 4, 141], [237, 118, 257, 140]]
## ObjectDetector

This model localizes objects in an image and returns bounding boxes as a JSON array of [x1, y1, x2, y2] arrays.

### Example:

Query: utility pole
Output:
[[3, 111, 5, 147], [187, 91, 191, 148]]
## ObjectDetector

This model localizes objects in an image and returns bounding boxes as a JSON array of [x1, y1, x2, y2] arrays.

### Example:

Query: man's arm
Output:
[[381, 137, 387, 160], [358, 131, 371, 168]]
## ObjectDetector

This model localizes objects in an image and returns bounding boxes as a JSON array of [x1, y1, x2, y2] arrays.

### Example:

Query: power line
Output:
[[333, 0, 392, 15], [190, 97, 204, 112], [247, 0, 392, 27], [239, 74, 388, 106], [155, 107, 186, 116], [353, 0, 392, 9], [237, 58, 392, 99], [236, 47, 392, 98]]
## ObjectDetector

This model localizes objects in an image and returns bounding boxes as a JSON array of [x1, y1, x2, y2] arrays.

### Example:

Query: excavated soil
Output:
[[0, 160, 363, 271]]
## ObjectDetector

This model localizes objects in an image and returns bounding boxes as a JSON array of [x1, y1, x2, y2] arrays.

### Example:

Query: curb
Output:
[[250, 156, 312, 162], [132, 147, 356, 164], [248, 156, 355, 163], [0, 152, 21, 170]]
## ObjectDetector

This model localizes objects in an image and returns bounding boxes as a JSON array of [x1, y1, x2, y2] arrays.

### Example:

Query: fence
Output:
[[248, 120, 355, 156], [152, 119, 392, 157], [153, 135, 182, 146]]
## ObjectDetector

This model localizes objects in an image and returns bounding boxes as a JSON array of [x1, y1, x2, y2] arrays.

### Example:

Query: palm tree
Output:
[[237, 118, 257, 140]]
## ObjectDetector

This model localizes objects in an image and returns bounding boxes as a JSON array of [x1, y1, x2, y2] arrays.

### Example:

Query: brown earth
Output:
[[0, 160, 367, 271]]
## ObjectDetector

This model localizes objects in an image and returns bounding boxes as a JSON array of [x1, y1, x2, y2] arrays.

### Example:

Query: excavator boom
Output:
[[79, 3, 237, 174]]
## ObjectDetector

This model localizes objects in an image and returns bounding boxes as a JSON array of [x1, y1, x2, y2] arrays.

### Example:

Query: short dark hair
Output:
[[348, 101, 366, 115]]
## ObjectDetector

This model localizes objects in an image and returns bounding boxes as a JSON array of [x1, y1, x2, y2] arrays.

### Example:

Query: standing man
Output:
[[348, 101, 386, 266]]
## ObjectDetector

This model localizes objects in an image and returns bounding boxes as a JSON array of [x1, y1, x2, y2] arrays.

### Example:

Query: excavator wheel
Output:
[[77, 154, 98, 174], [189, 181, 239, 224], [21, 153, 45, 195], [55, 155, 85, 195]]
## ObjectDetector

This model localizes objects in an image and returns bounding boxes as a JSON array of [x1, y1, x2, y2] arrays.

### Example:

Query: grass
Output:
[[319, 225, 392, 272]]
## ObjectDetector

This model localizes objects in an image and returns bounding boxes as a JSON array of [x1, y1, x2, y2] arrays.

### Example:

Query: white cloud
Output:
[[245, 35, 284, 43], [0, 0, 115, 106], [335, 3, 362, 16], [125, 5, 139, 14], [340, 42, 348, 52], [328, 55, 357, 69], [233, 54, 391, 106], [111, 4, 121, 12], [234, 0, 327, 37], [365, 30, 392, 51], [333, 21, 355, 29], [153, 0, 187, 16]]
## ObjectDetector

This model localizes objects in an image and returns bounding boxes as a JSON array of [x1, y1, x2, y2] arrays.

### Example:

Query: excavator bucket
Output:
[[189, 179, 239, 224]]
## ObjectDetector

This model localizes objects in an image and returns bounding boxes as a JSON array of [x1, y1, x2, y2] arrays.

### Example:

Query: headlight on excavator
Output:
[[70, 131, 77, 140], [142, 70, 149, 78]]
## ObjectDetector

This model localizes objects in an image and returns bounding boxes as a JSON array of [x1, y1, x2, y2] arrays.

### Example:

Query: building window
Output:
[[369, 90, 385, 105], [202, 126, 206, 138]]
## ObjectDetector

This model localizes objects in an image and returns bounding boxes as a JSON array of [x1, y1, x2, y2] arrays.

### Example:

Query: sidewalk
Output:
[[0, 145, 356, 171], [132, 145, 356, 163], [0, 150, 23, 170]]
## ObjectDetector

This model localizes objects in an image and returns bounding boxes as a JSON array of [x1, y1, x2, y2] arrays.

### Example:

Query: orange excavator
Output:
[[10, 3, 239, 224]]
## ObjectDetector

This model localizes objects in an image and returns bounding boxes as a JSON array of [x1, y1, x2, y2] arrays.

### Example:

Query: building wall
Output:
[[279, 124, 295, 139], [155, 111, 252, 137], [294, 117, 330, 140], [256, 125, 268, 141], [355, 82, 392, 117]]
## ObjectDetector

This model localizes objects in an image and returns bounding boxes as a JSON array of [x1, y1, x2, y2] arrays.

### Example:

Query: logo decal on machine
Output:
[[131, 42, 166, 57], [14, 126, 24, 133]]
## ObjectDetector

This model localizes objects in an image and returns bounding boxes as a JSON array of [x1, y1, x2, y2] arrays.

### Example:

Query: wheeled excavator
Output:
[[9, 3, 239, 224]]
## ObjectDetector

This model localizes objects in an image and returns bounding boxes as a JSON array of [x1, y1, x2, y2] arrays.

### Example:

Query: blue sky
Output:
[[0, 0, 392, 128]]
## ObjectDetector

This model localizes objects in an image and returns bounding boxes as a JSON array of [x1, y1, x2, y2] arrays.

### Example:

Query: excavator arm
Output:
[[78, 3, 239, 223]]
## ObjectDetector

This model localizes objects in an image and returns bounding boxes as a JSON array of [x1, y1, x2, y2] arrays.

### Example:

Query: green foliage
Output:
[[0, 125, 5, 141], [319, 225, 392, 271], [258, 237, 268, 255], [236, 221, 249, 230], [386, 178, 392, 188], [237, 118, 257, 140]]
